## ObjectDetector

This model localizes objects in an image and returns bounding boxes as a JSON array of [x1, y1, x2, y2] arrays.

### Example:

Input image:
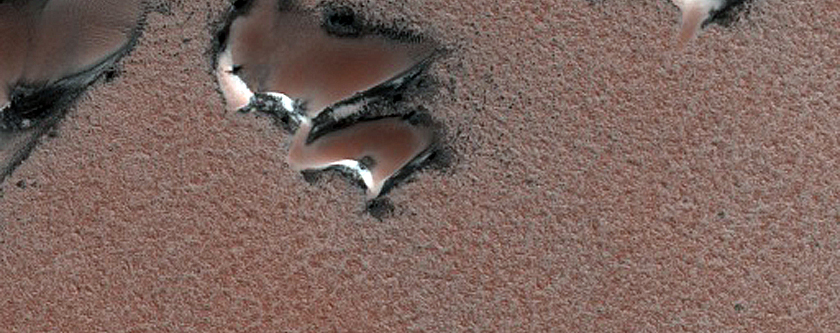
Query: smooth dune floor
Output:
[[1, 0, 839, 331]]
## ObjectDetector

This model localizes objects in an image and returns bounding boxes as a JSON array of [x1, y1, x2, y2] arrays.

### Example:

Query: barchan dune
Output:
[[215, 0, 439, 200], [0, 0, 144, 181], [288, 116, 434, 199], [217, 0, 434, 117]]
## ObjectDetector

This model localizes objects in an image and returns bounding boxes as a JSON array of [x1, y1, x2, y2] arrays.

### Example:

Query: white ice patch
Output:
[[672, 0, 724, 12], [330, 159, 375, 191], [216, 47, 254, 112], [265, 92, 296, 113], [328, 99, 368, 121], [262, 92, 306, 124], [301, 157, 376, 194]]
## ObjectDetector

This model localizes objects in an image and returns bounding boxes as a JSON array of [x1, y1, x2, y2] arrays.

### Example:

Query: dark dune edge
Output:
[[0, 83, 85, 182], [707, 0, 753, 27]]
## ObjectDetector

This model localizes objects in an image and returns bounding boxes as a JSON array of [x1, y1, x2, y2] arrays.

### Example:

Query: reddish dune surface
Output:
[[0, 0, 144, 184], [1, 0, 839, 331], [223, 0, 434, 116], [0, 0, 143, 84]]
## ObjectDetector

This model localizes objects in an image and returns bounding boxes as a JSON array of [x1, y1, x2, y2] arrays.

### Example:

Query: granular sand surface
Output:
[[1, 0, 839, 331]]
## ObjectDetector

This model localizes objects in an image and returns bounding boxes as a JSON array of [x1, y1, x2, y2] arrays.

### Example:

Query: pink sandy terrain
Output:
[[1, 0, 839, 331]]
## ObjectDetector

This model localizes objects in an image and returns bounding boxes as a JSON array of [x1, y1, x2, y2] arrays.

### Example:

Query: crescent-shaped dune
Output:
[[0, 0, 145, 182], [288, 117, 434, 198], [220, 0, 434, 117], [215, 0, 439, 199]]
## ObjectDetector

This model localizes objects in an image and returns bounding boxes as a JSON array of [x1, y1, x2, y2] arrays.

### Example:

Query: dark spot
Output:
[[717, 211, 726, 219], [366, 197, 394, 220], [2, 83, 83, 130], [301, 170, 321, 184], [424, 146, 454, 171], [734, 303, 745, 312], [358, 156, 375, 170], [232, 0, 253, 10], [275, 0, 300, 12], [707, 0, 752, 27], [404, 110, 434, 126], [151, 0, 173, 15], [389, 94, 404, 103], [321, 3, 363, 37], [103, 68, 120, 83], [15, 180, 26, 189]]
